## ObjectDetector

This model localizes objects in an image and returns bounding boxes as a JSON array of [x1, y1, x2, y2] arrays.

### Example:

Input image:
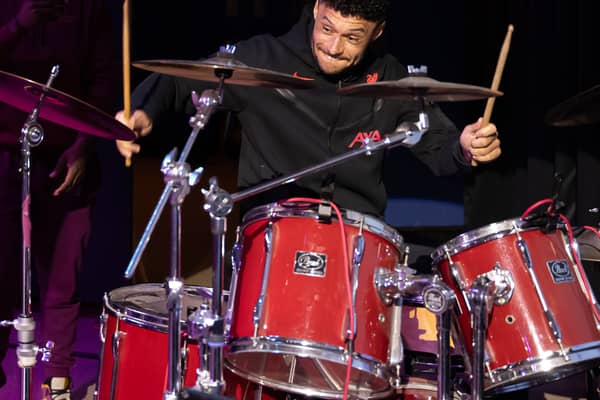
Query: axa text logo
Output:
[[348, 130, 382, 148]]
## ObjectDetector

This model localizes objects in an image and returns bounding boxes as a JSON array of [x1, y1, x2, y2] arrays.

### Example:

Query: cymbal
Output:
[[337, 76, 503, 101], [0, 70, 135, 141], [544, 84, 600, 127], [576, 229, 600, 262], [133, 56, 317, 90]]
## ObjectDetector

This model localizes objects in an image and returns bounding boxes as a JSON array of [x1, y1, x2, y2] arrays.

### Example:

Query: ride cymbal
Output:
[[545, 84, 600, 127], [337, 75, 503, 102], [133, 56, 317, 90], [0, 70, 135, 140]]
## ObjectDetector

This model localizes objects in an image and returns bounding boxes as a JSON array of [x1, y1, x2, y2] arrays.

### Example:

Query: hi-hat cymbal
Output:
[[337, 75, 503, 101], [0, 70, 135, 141], [544, 84, 600, 127], [133, 56, 317, 90]]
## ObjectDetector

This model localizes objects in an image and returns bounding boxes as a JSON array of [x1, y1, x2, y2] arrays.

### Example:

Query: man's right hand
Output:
[[16, 0, 66, 29], [115, 109, 153, 159]]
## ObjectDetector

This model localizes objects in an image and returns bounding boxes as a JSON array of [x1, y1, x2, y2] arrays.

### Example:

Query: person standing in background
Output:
[[0, 1, 117, 399]]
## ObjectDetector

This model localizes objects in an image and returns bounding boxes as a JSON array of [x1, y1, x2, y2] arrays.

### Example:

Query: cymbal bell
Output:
[[337, 75, 503, 102], [133, 56, 317, 90], [0, 70, 135, 141], [544, 84, 600, 127]]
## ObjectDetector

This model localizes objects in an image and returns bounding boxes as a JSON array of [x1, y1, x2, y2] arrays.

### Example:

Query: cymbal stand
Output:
[[422, 276, 457, 400], [0, 65, 60, 400], [122, 84, 221, 400], [163, 150, 205, 400], [186, 177, 233, 395]]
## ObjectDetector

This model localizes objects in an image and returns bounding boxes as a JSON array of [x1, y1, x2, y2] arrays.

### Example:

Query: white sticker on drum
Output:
[[294, 251, 327, 277], [547, 259, 574, 283]]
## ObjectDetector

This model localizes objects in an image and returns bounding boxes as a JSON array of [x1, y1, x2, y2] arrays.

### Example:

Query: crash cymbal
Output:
[[0, 70, 135, 141], [544, 84, 600, 127], [576, 229, 600, 262], [337, 75, 503, 101], [133, 56, 317, 90]]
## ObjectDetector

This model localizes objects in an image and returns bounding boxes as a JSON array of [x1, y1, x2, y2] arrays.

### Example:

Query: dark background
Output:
[[82, 0, 600, 301]]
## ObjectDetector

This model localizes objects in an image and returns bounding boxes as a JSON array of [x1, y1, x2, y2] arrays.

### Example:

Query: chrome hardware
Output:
[[226, 227, 243, 335], [481, 262, 515, 306], [448, 261, 470, 316], [253, 221, 274, 336], [187, 303, 226, 391], [219, 44, 237, 56], [39, 341, 55, 363], [388, 298, 404, 366], [514, 224, 565, 355], [374, 265, 429, 305], [350, 219, 365, 338], [110, 317, 124, 400], [468, 275, 497, 400], [99, 312, 108, 344], [407, 65, 428, 76], [422, 275, 455, 314]]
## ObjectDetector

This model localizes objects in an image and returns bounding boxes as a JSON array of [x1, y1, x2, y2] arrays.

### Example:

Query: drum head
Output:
[[431, 218, 531, 264], [104, 283, 212, 331], [242, 201, 404, 250]]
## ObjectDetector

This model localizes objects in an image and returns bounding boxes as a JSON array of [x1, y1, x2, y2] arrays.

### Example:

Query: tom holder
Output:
[[374, 266, 456, 400]]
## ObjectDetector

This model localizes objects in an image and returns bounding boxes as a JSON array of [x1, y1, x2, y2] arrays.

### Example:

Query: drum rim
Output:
[[431, 217, 541, 263], [241, 202, 403, 250], [484, 340, 600, 394], [225, 336, 392, 398], [103, 283, 214, 331]]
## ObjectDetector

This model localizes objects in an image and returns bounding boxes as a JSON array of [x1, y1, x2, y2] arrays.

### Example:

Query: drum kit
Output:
[[2, 45, 600, 400]]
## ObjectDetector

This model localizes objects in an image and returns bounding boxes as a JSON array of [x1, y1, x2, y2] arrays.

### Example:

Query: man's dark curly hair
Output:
[[317, 0, 390, 23]]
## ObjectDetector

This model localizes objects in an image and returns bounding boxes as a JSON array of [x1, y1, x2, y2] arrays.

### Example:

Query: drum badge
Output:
[[547, 259, 574, 283], [294, 251, 327, 277]]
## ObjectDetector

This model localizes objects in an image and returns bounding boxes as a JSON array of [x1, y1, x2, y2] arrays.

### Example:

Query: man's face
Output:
[[311, 1, 385, 75]]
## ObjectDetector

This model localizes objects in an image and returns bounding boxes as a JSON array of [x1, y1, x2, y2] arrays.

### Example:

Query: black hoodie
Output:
[[132, 7, 469, 218]]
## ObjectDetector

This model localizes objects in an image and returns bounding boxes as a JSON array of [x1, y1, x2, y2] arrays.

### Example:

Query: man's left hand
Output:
[[459, 117, 501, 164]]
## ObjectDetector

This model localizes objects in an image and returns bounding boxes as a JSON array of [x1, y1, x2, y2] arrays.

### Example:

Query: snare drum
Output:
[[432, 218, 600, 394], [226, 202, 403, 399], [96, 283, 293, 400], [95, 284, 207, 400]]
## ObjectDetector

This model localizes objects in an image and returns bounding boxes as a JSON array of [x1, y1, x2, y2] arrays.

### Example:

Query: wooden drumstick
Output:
[[472, 24, 514, 167], [123, 0, 132, 167]]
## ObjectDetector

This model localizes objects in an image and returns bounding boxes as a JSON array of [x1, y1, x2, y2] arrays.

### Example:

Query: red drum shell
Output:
[[432, 219, 600, 393], [95, 284, 207, 400], [226, 203, 402, 398], [96, 283, 283, 400]]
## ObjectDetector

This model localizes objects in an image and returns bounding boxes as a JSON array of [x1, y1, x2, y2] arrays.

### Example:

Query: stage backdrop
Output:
[[80, 0, 600, 300]]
